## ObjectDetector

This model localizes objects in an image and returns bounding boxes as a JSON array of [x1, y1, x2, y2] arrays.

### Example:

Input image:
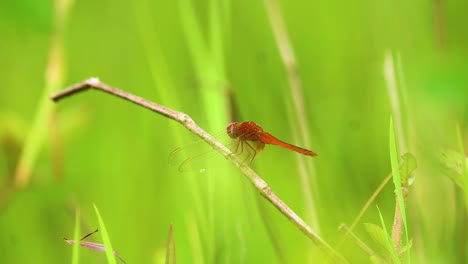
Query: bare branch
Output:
[[51, 78, 348, 263]]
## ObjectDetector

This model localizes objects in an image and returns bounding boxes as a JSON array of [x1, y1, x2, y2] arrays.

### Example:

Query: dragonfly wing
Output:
[[168, 145, 222, 172]]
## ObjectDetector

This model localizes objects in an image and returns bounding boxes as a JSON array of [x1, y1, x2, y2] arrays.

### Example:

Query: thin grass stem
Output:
[[263, 0, 319, 234]]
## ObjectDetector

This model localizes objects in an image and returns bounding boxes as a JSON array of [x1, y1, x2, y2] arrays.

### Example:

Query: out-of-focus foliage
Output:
[[1, 0, 468, 263]]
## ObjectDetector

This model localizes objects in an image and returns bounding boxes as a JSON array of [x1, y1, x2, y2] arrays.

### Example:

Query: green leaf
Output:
[[455, 123, 468, 216], [398, 239, 413, 257], [94, 204, 117, 264], [439, 149, 464, 188], [376, 206, 400, 264], [364, 223, 393, 256], [399, 153, 417, 186], [440, 149, 464, 174]]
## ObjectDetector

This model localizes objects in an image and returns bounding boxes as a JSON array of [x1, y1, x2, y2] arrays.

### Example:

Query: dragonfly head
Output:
[[226, 122, 239, 139]]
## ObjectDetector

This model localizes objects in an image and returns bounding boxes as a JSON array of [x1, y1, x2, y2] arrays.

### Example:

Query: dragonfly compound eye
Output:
[[226, 122, 239, 139]]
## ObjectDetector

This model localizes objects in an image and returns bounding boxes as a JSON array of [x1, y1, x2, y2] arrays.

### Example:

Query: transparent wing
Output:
[[168, 142, 227, 172], [168, 130, 262, 173]]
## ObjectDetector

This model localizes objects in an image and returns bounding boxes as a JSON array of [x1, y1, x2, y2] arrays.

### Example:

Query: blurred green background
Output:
[[1, 0, 468, 263]]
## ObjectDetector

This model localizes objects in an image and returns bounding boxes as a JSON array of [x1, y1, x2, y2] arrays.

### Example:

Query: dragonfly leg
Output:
[[232, 140, 241, 154], [243, 141, 258, 165]]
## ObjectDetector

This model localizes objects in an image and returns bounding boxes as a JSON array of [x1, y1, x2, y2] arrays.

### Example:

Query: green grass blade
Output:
[[376, 206, 400, 264], [165, 224, 176, 264], [14, 90, 55, 187], [14, 0, 73, 187], [71, 210, 81, 264], [455, 123, 468, 209], [389, 117, 410, 262], [94, 204, 117, 264], [178, 0, 208, 70]]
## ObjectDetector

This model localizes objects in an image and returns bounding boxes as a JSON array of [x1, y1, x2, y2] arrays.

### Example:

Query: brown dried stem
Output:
[[392, 187, 408, 252]]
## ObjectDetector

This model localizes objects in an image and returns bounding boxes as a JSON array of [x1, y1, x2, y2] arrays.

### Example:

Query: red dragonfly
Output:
[[170, 121, 317, 172]]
